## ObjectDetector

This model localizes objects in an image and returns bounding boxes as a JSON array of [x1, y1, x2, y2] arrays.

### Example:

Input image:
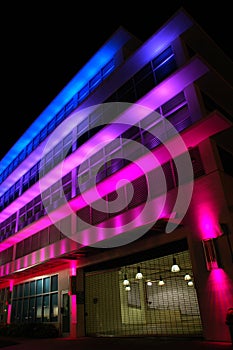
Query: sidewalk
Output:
[[0, 336, 232, 350]]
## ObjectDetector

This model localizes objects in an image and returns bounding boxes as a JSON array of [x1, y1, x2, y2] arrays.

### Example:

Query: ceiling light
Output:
[[123, 274, 130, 286], [135, 266, 143, 279], [187, 280, 194, 287], [184, 273, 191, 281], [158, 275, 165, 286], [171, 257, 180, 272]]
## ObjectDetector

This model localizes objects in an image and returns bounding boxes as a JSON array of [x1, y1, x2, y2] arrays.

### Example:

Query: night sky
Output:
[[1, 1, 232, 162]]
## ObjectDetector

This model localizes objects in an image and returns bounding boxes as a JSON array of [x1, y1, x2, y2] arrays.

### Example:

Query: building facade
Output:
[[0, 9, 233, 342]]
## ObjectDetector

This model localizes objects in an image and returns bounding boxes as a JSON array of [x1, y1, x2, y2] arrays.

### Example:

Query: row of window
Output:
[[76, 147, 205, 230], [0, 87, 188, 238], [0, 220, 66, 264], [0, 173, 72, 242], [0, 59, 115, 185], [0, 45, 177, 211], [0, 47, 189, 246], [105, 46, 177, 104], [13, 275, 58, 298], [0, 93, 194, 243], [11, 275, 58, 323], [0, 146, 204, 263], [15, 218, 68, 260], [11, 293, 59, 323], [0, 246, 13, 265], [0, 133, 73, 212]]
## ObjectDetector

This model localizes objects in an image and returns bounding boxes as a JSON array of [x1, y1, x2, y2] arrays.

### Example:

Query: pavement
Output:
[[0, 336, 232, 350]]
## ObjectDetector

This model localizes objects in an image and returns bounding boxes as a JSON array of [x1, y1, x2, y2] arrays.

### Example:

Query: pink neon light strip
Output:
[[0, 56, 209, 223], [0, 112, 231, 253]]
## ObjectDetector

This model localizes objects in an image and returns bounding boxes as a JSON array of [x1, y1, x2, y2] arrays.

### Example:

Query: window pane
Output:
[[51, 275, 58, 292], [29, 297, 35, 323], [18, 284, 23, 298], [11, 300, 17, 323], [30, 281, 36, 295], [50, 293, 58, 322], [36, 296, 42, 322], [36, 279, 42, 294], [43, 277, 50, 293], [13, 286, 18, 298], [17, 300, 22, 323], [43, 295, 50, 322], [24, 282, 29, 297], [22, 298, 29, 323]]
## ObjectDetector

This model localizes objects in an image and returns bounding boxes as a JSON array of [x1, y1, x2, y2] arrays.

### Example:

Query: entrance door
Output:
[[61, 291, 70, 335]]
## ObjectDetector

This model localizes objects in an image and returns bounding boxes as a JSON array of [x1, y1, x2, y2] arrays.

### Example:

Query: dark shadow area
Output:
[[0, 338, 19, 348]]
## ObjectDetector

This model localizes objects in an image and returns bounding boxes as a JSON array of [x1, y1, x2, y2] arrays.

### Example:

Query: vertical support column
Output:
[[76, 268, 85, 337], [7, 280, 14, 324], [69, 262, 77, 338]]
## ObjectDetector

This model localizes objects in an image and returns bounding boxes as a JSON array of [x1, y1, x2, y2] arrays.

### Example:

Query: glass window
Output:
[[43, 277, 50, 293], [50, 293, 58, 322], [43, 295, 50, 322], [22, 299, 29, 322], [51, 275, 58, 292], [36, 279, 43, 294], [28, 297, 35, 323], [13, 285, 18, 299], [29, 281, 35, 296], [18, 284, 23, 298], [11, 300, 17, 323], [17, 300, 22, 323], [11, 275, 58, 324], [36, 296, 42, 322], [24, 282, 29, 297]]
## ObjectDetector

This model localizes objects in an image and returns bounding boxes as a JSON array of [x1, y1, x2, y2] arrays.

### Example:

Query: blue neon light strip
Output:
[[0, 28, 132, 174]]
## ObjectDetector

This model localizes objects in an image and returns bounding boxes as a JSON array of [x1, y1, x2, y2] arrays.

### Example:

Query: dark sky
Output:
[[1, 1, 232, 162]]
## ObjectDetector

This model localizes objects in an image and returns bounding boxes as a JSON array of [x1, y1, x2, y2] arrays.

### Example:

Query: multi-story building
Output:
[[0, 8, 232, 343]]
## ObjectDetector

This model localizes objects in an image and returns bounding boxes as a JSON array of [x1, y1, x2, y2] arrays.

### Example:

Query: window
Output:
[[11, 275, 58, 324], [36, 279, 43, 295]]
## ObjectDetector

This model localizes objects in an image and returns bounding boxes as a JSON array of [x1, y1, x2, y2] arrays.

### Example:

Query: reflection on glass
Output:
[[43, 277, 50, 293], [36, 279, 43, 294], [29, 297, 35, 323], [24, 282, 29, 297], [36, 296, 42, 322], [30, 281, 36, 295], [51, 275, 58, 292], [50, 293, 58, 322], [43, 295, 50, 321]]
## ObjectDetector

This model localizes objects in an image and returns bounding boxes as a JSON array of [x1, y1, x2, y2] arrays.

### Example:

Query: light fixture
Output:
[[125, 285, 131, 291], [187, 280, 194, 287], [147, 280, 152, 286], [171, 257, 180, 272], [135, 266, 143, 279], [158, 275, 165, 286], [202, 238, 219, 271], [184, 273, 191, 281], [123, 274, 130, 286]]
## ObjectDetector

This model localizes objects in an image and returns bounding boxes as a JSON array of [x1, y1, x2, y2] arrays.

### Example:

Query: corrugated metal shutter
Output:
[[84, 250, 203, 337]]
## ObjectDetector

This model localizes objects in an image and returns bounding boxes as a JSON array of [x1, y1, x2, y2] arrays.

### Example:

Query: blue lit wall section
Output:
[[0, 27, 132, 173]]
